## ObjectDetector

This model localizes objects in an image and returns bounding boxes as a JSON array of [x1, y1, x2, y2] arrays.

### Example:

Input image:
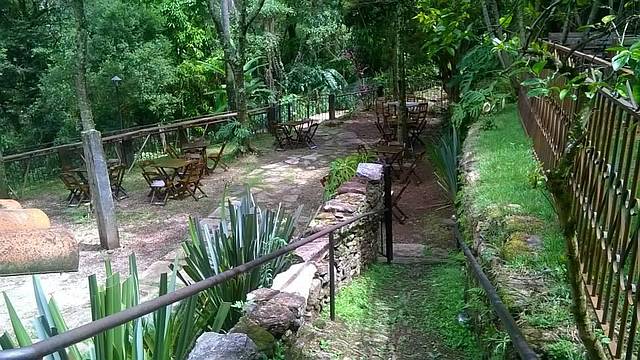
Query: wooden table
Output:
[[281, 119, 317, 149]]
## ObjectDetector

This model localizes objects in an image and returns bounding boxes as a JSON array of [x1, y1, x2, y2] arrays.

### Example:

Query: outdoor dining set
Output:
[[59, 138, 228, 207], [273, 118, 320, 150], [371, 95, 432, 224]]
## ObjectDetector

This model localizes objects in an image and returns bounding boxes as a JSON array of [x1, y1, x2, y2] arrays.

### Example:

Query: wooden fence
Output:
[[519, 43, 640, 359]]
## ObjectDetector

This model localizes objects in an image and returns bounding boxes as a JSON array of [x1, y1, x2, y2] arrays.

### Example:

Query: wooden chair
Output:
[[408, 103, 429, 149], [139, 160, 169, 205], [166, 144, 180, 159], [176, 162, 207, 201], [109, 164, 128, 201], [274, 124, 293, 149], [60, 172, 90, 207], [207, 143, 228, 173]]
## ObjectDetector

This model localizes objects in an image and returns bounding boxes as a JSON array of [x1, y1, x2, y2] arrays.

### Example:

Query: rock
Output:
[[188, 332, 260, 360], [246, 294, 305, 337], [294, 238, 329, 263], [0, 209, 51, 230], [323, 200, 356, 213], [0, 226, 78, 275], [231, 317, 276, 355], [336, 179, 367, 195], [0, 199, 22, 209], [356, 163, 383, 181]]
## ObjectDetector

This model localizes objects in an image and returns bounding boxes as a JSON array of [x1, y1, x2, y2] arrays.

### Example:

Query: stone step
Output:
[[378, 243, 453, 265]]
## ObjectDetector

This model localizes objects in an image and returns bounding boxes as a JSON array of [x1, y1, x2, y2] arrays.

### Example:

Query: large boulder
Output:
[[0, 208, 51, 230], [188, 332, 261, 360], [0, 199, 22, 209], [0, 227, 78, 275]]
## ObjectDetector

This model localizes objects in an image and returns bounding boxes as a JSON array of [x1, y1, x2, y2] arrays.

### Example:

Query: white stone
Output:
[[271, 263, 317, 305]]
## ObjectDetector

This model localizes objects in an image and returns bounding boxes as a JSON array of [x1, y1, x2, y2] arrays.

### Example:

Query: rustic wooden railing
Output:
[[519, 42, 640, 359]]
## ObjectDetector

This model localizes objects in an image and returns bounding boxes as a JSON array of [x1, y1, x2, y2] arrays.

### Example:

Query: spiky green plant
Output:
[[323, 151, 375, 200], [181, 188, 302, 327], [428, 125, 461, 201], [0, 254, 229, 360]]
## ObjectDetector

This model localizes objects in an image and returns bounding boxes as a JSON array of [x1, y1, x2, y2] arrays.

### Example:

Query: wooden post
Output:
[[383, 164, 393, 263], [329, 94, 336, 120], [267, 102, 277, 134], [82, 129, 120, 249], [0, 147, 8, 198]]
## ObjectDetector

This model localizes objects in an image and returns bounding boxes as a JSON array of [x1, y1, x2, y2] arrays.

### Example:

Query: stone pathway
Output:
[[0, 113, 374, 332]]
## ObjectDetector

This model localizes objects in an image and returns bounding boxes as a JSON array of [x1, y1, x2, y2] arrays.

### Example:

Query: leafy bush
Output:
[[322, 151, 375, 200], [181, 188, 302, 327]]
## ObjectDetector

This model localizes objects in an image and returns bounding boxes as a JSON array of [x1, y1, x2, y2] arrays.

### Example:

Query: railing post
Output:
[[0, 147, 8, 198], [267, 102, 277, 135], [329, 94, 336, 120], [328, 231, 336, 321], [383, 163, 393, 263]]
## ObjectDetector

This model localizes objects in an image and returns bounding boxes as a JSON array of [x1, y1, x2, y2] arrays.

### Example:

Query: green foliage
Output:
[[427, 125, 460, 201], [181, 188, 302, 327], [322, 151, 374, 200], [0, 255, 230, 359]]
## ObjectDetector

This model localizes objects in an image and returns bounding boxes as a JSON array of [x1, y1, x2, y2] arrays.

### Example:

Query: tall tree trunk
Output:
[[515, 0, 526, 43], [561, 1, 573, 44], [71, 0, 120, 250], [584, 0, 601, 38], [487, 0, 503, 38], [396, 5, 407, 144], [72, 0, 95, 131]]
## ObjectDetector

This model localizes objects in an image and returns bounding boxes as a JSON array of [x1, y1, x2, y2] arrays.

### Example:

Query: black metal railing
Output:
[[453, 222, 539, 360]]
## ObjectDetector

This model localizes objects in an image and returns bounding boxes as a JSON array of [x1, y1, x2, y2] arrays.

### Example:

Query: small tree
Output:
[[207, 0, 267, 123]]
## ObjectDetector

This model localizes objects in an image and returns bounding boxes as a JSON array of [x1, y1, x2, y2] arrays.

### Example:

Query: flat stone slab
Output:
[[271, 263, 317, 302], [356, 163, 383, 181], [294, 237, 329, 263]]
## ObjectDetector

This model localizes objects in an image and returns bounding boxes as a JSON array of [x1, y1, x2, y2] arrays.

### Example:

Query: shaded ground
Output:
[[291, 114, 483, 359], [0, 112, 375, 331]]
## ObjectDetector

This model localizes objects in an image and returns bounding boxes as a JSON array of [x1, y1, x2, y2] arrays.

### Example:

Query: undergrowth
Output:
[[322, 151, 374, 200]]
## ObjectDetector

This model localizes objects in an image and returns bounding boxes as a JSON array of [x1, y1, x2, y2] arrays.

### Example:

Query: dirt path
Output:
[[0, 114, 374, 331], [291, 115, 483, 359]]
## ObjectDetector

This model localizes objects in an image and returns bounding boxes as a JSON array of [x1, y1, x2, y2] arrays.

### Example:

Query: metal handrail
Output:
[[0, 210, 383, 360], [453, 222, 539, 360]]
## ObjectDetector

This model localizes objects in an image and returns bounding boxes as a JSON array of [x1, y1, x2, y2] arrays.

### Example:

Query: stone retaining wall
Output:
[[189, 165, 384, 359]]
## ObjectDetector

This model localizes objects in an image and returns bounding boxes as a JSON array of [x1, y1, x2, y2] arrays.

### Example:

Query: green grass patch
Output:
[[332, 260, 483, 357], [463, 104, 565, 273]]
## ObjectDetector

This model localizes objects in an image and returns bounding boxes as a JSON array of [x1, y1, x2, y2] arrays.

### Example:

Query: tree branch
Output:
[[523, 0, 562, 52], [245, 0, 266, 31]]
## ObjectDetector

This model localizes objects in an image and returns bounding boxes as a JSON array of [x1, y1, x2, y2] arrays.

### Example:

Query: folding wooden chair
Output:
[[207, 142, 228, 173], [274, 124, 293, 149], [408, 103, 429, 150], [304, 121, 320, 149], [60, 172, 90, 207], [109, 164, 128, 201], [402, 151, 426, 185], [139, 160, 168, 204], [165, 144, 180, 159], [391, 176, 411, 224], [176, 162, 207, 201]]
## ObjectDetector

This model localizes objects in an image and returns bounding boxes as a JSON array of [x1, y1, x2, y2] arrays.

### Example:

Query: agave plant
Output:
[[0, 255, 229, 360], [428, 124, 461, 201], [181, 188, 302, 327]]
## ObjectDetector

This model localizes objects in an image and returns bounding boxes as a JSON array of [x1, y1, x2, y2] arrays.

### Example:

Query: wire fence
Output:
[[519, 42, 640, 359]]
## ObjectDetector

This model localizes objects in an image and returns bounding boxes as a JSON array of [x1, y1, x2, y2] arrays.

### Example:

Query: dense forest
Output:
[[2, 0, 638, 153]]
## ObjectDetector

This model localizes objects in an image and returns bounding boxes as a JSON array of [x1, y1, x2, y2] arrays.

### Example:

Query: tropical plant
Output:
[[181, 188, 302, 327], [427, 125, 461, 201], [0, 255, 229, 360], [322, 151, 375, 200]]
